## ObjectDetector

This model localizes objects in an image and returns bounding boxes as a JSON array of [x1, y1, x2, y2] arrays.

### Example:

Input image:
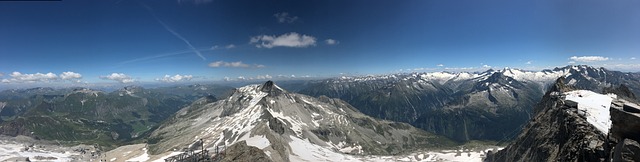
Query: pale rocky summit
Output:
[[147, 81, 455, 161]]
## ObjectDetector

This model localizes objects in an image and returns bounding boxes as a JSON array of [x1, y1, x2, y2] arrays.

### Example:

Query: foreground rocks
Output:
[[486, 79, 640, 162]]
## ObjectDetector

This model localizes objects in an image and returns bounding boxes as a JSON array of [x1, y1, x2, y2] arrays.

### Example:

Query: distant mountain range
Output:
[[0, 84, 234, 148], [1, 65, 638, 151], [296, 65, 640, 142]]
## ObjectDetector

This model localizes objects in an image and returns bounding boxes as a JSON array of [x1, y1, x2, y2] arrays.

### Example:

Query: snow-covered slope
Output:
[[145, 81, 456, 162]]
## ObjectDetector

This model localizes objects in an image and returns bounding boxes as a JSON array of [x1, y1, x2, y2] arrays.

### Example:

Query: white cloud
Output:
[[325, 39, 339, 45], [568, 61, 576, 64], [2, 72, 58, 83], [156, 74, 193, 83], [631, 57, 636, 60], [225, 44, 235, 49], [208, 61, 265, 68], [256, 75, 273, 80], [569, 56, 610, 62], [482, 65, 492, 68], [60, 71, 82, 80], [0, 72, 3, 77], [525, 61, 532, 65], [100, 73, 135, 83], [273, 12, 298, 23], [437, 64, 444, 67], [211, 45, 219, 49], [250, 32, 316, 48]]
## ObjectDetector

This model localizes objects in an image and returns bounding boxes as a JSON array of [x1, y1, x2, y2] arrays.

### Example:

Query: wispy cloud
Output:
[[156, 74, 193, 82], [208, 61, 265, 68], [325, 39, 339, 45], [211, 44, 235, 50], [569, 56, 609, 62], [525, 61, 532, 64], [436, 64, 444, 67], [141, 3, 205, 60], [274, 12, 298, 23], [100, 73, 136, 83], [631, 57, 636, 60], [250, 32, 316, 48]]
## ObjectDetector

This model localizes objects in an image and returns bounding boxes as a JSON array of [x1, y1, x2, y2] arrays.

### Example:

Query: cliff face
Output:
[[486, 78, 640, 162]]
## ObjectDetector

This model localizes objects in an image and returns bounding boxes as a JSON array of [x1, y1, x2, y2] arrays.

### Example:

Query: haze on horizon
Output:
[[1, 0, 639, 87]]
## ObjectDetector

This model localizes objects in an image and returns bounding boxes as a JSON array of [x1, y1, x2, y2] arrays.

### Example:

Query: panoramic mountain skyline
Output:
[[1, 0, 639, 86]]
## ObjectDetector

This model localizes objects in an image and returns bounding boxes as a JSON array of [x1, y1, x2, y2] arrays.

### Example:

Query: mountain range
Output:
[[297, 65, 640, 142]]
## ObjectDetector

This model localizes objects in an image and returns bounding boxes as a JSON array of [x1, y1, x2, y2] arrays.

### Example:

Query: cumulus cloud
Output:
[[100, 73, 135, 83], [60, 71, 82, 80], [0, 71, 86, 83], [569, 56, 610, 62], [208, 61, 265, 68], [250, 32, 316, 48], [2, 72, 58, 83], [274, 12, 298, 23], [325, 39, 339, 45], [156, 74, 193, 83]]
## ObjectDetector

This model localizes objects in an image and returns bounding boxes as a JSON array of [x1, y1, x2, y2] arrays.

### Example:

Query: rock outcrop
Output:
[[486, 77, 640, 162], [217, 141, 273, 162]]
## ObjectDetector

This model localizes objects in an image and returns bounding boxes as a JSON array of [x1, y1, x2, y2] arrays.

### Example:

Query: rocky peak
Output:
[[259, 80, 284, 96]]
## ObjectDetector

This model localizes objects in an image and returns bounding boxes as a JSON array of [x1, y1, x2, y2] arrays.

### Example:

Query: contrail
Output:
[[140, 3, 206, 60]]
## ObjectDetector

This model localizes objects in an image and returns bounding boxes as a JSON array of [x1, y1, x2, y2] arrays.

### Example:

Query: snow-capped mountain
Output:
[[146, 81, 456, 161], [298, 65, 640, 142]]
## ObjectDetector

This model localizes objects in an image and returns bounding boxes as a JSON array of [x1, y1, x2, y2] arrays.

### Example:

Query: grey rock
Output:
[[612, 138, 640, 162], [218, 141, 273, 162]]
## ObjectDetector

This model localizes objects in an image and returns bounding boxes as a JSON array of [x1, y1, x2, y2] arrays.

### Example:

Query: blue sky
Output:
[[0, 0, 639, 86]]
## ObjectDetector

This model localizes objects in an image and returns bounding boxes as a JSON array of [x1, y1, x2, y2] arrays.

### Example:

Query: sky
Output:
[[0, 0, 639, 86]]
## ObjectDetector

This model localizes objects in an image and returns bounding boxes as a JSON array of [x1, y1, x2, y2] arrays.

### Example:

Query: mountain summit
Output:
[[146, 81, 454, 161]]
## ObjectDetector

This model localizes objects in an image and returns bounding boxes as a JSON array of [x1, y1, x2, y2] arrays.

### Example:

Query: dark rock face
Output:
[[486, 78, 609, 162], [612, 139, 640, 162], [0, 119, 32, 137], [218, 141, 273, 162], [487, 78, 640, 162]]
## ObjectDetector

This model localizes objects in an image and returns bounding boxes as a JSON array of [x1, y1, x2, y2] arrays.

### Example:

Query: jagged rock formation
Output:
[[217, 141, 273, 162], [148, 81, 455, 161], [486, 77, 640, 162]]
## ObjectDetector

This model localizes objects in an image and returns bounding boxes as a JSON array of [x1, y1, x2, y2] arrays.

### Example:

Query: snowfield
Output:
[[564, 90, 616, 135]]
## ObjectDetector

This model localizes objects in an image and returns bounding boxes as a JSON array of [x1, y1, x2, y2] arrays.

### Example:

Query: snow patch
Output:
[[564, 90, 615, 135]]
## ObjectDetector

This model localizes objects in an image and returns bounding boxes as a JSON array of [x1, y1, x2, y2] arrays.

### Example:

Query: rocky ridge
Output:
[[486, 77, 640, 162]]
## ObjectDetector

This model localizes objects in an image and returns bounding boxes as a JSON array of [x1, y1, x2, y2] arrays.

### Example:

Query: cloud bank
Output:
[[1, 71, 85, 83], [208, 61, 265, 68], [569, 56, 609, 62], [156, 74, 193, 82]]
